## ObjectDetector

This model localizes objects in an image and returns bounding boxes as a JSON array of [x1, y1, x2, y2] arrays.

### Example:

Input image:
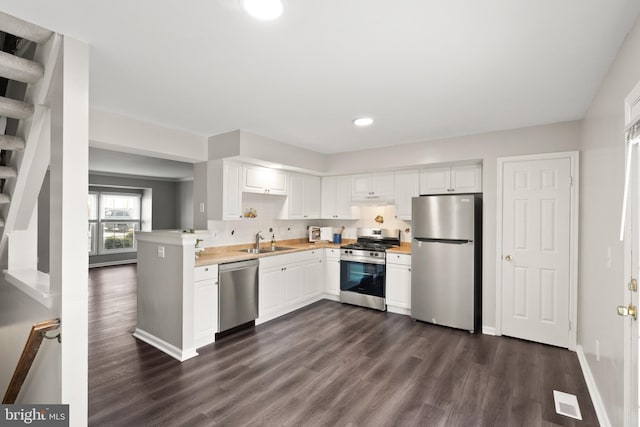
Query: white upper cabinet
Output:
[[351, 172, 395, 203], [419, 164, 482, 194], [321, 175, 359, 219], [394, 169, 419, 220], [207, 159, 243, 221], [243, 164, 287, 195], [222, 161, 242, 220], [285, 173, 321, 219], [304, 175, 321, 218]]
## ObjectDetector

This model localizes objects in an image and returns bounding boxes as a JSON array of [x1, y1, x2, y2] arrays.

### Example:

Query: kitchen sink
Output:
[[237, 246, 294, 254]]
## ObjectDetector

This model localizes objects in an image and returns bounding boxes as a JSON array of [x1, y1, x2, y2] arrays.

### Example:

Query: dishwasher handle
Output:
[[219, 258, 259, 273]]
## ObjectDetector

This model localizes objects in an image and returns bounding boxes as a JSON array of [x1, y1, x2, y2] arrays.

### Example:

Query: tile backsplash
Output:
[[194, 202, 412, 248]]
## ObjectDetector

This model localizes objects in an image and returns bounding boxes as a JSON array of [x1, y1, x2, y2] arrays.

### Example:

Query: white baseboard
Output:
[[89, 259, 137, 269], [256, 294, 324, 325], [576, 345, 611, 427], [133, 328, 198, 362], [323, 293, 339, 302], [482, 326, 497, 335], [387, 305, 411, 316]]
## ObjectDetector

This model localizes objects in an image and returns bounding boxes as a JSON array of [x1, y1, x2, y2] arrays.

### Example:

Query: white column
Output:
[[49, 36, 88, 427]]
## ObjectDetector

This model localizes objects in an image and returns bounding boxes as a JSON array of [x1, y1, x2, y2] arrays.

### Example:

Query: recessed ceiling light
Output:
[[353, 117, 374, 127], [243, 0, 283, 20]]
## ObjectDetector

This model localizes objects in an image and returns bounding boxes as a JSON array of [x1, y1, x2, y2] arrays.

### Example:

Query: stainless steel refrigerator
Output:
[[411, 194, 482, 332]]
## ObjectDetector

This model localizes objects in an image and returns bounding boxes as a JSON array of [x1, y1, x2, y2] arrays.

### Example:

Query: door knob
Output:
[[504, 255, 512, 261], [617, 304, 637, 320]]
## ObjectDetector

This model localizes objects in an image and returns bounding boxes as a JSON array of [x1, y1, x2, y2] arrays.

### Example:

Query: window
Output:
[[88, 191, 142, 255], [88, 193, 97, 255]]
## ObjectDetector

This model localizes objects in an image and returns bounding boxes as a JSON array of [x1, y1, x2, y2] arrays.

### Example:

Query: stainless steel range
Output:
[[340, 228, 401, 311]]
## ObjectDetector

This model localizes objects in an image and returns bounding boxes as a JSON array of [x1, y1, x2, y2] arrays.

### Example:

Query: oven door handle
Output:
[[340, 257, 386, 265]]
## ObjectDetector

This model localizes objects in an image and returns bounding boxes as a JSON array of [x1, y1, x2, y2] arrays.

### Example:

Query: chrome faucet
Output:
[[255, 231, 264, 250]]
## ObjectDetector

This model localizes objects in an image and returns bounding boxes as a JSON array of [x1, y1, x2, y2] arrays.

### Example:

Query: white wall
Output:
[[325, 120, 581, 328], [0, 281, 60, 404], [177, 180, 194, 230], [90, 108, 207, 163], [578, 15, 640, 427]]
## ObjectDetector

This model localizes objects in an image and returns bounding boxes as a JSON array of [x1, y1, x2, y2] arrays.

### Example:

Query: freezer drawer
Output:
[[411, 239, 476, 331]]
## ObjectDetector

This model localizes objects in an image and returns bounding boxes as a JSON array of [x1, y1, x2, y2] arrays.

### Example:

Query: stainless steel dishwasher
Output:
[[218, 259, 259, 333]]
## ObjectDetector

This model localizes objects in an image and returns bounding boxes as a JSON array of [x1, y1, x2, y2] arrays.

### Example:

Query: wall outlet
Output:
[[606, 247, 611, 269], [157, 246, 165, 258], [596, 339, 600, 361], [199, 202, 205, 213]]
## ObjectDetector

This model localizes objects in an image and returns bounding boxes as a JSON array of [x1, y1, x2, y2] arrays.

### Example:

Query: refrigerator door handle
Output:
[[413, 237, 472, 245]]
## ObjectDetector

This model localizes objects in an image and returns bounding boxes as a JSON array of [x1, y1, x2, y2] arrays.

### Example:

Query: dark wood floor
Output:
[[88, 265, 599, 426]]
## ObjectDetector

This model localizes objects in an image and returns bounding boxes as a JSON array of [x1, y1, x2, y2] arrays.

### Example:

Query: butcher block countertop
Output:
[[195, 238, 351, 267], [195, 239, 411, 266], [386, 242, 412, 255]]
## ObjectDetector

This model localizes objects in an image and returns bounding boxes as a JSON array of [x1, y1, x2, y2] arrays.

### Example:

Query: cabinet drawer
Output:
[[195, 265, 218, 281], [326, 248, 340, 260], [386, 253, 411, 266]]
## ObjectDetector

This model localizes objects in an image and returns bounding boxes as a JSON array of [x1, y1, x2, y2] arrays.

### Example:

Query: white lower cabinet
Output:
[[194, 265, 218, 348], [259, 265, 283, 317], [325, 248, 340, 298], [386, 254, 411, 315], [283, 263, 303, 305], [258, 250, 324, 324]]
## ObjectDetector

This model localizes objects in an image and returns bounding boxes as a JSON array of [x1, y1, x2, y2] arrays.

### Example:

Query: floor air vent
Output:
[[553, 390, 582, 420]]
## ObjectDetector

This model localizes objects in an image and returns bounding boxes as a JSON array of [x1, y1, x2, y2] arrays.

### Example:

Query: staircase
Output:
[[0, 11, 60, 305]]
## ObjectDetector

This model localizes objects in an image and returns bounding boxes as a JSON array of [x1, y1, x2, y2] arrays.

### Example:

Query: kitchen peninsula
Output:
[[134, 230, 361, 361]]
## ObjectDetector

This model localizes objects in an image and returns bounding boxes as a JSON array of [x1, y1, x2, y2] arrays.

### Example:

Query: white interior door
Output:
[[623, 142, 639, 426], [500, 156, 572, 347], [622, 80, 640, 427]]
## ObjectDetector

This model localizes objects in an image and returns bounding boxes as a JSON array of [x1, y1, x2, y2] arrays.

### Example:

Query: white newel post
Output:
[[49, 36, 89, 427]]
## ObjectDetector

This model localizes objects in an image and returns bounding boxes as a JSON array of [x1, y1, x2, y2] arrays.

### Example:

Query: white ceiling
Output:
[[0, 1, 639, 154]]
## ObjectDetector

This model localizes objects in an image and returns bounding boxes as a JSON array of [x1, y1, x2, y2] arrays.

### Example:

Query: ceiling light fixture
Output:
[[353, 117, 374, 127], [243, 0, 283, 20]]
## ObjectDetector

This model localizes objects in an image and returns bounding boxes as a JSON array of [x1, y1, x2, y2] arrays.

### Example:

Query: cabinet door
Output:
[[269, 170, 288, 195], [283, 264, 303, 305], [394, 169, 419, 220], [326, 258, 340, 296], [321, 176, 337, 219], [288, 173, 305, 219], [336, 175, 356, 218], [371, 172, 395, 200], [259, 266, 282, 316], [244, 165, 287, 194], [304, 175, 321, 219], [302, 258, 323, 297], [451, 164, 482, 193], [223, 161, 243, 220], [194, 278, 217, 345], [243, 165, 268, 193], [419, 167, 451, 195], [386, 264, 411, 309], [351, 174, 371, 201]]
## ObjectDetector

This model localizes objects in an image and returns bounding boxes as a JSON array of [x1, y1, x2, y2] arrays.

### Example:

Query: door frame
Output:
[[622, 79, 640, 427], [495, 151, 580, 350]]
